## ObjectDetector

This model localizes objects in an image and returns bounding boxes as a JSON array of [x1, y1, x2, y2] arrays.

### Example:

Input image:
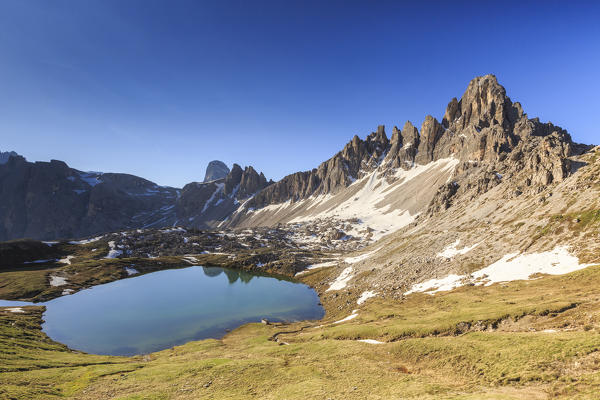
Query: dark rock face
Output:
[[175, 181, 222, 223], [385, 121, 420, 169], [203, 160, 230, 182], [222, 164, 270, 198], [0, 156, 180, 241], [0, 150, 18, 165], [175, 163, 271, 229], [238, 166, 269, 199], [415, 115, 445, 165], [0, 154, 271, 240], [0, 239, 62, 268], [246, 126, 390, 209]]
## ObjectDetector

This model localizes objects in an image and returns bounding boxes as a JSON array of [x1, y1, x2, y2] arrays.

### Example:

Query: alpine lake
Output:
[[0, 266, 324, 355]]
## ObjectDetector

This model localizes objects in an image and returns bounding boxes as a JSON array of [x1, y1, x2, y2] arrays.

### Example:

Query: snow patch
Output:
[[344, 247, 382, 264], [326, 267, 354, 291], [406, 246, 596, 295], [23, 259, 54, 264], [334, 309, 358, 324], [58, 255, 75, 265], [437, 240, 480, 258], [49, 276, 68, 287], [357, 339, 384, 344], [285, 158, 459, 241], [78, 171, 103, 187], [125, 267, 139, 276], [202, 183, 225, 213], [5, 307, 25, 313], [104, 241, 123, 259], [404, 274, 466, 295], [183, 255, 199, 264], [69, 235, 103, 245], [357, 290, 377, 305], [294, 261, 338, 276], [160, 227, 187, 233]]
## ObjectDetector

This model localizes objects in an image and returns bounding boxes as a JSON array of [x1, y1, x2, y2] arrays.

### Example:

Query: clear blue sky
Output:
[[1, 0, 598, 187]]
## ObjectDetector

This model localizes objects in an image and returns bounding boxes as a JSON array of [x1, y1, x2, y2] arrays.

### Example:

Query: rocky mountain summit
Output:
[[203, 160, 230, 182], [175, 163, 271, 229], [0, 150, 18, 164], [241, 75, 582, 213], [226, 75, 588, 239]]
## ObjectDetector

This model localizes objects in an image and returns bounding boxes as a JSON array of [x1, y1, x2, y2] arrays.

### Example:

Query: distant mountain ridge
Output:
[[175, 163, 272, 229], [0, 150, 19, 165], [0, 156, 180, 240], [0, 75, 591, 241], [0, 155, 270, 240]]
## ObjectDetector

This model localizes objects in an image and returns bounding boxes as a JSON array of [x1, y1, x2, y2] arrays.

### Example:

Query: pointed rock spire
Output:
[[450, 74, 523, 131], [224, 164, 243, 195], [203, 160, 230, 182], [415, 116, 444, 165]]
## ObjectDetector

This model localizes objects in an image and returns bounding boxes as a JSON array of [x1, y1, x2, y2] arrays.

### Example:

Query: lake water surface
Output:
[[0, 266, 324, 355]]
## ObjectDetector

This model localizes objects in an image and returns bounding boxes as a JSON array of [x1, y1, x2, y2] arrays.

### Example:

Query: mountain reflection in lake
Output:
[[1, 266, 324, 356], [202, 266, 256, 284]]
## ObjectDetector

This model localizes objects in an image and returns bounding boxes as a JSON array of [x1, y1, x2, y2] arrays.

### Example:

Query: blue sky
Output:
[[1, 0, 598, 187]]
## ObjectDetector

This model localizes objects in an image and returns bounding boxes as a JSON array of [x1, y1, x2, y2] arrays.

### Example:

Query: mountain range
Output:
[[0, 75, 592, 242]]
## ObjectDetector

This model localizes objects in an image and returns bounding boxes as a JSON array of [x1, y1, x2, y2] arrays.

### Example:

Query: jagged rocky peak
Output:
[[442, 74, 523, 131], [418, 74, 578, 167], [175, 163, 270, 229], [224, 164, 243, 194], [338, 125, 389, 176], [224, 163, 270, 199], [0, 150, 19, 165], [384, 121, 419, 169], [415, 115, 445, 165], [203, 160, 230, 182], [239, 75, 583, 220], [244, 126, 396, 211], [422, 75, 585, 215]]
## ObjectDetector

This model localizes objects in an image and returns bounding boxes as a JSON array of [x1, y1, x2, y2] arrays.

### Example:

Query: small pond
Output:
[[0, 266, 324, 355]]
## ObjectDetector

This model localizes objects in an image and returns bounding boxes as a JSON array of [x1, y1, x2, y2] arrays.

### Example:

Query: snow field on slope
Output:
[[244, 158, 458, 241], [405, 246, 597, 295]]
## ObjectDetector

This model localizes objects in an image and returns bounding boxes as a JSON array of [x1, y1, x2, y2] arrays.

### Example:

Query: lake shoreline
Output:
[[2, 265, 325, 356]]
